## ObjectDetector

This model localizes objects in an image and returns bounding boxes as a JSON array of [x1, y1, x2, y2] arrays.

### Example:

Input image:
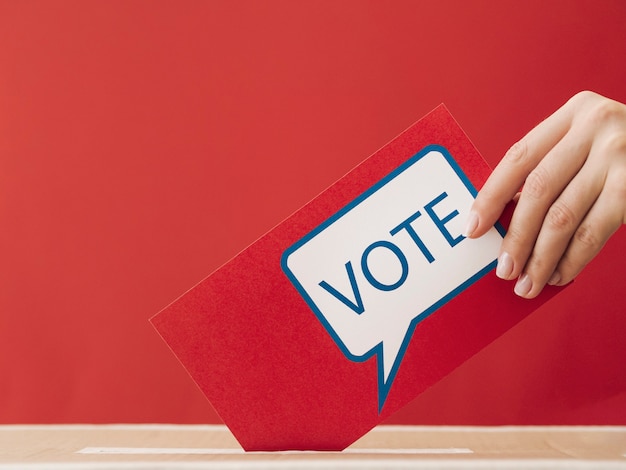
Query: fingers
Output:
[[465, 91, 626, 300], [549, 166, 625, 286], [508, 157, 602, 298], [466, 100, 575, 238], [495, 126, 594, 286]]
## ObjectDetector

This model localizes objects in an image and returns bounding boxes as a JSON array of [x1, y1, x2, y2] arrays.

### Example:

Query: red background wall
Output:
[[1, 0, 625, 425]]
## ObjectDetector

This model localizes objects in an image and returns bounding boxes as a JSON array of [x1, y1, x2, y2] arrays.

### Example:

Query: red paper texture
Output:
[[151, 106, 562, 451]]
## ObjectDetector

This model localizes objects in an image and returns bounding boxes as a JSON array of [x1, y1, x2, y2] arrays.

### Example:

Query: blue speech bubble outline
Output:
[[281, 144, 506, 413]]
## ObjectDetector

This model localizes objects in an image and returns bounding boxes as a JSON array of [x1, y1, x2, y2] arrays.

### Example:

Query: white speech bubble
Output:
[[281, 145, 504, 411]]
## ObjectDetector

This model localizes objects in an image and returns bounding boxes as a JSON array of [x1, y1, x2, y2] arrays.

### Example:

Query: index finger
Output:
[[465, 99, 576, 238]]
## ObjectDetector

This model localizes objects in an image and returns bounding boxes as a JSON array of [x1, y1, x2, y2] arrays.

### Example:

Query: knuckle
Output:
[[503, 140, 529, 165], [525, 253, 550, 273], [583, 99, 626, 128], [571, 90, 597, 105], [574, 224, 603, 252], [603, 132, 626, 156], [546, 201, 577, 231], [503, 224, 528, 247], [523, 166, 550, 200]]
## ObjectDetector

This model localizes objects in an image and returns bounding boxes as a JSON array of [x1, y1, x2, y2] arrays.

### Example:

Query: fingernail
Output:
[[514, 273, 533, 298], [547, 271, 561, 286], [463, 211, 479, 237], [496, 252, 514, 279]]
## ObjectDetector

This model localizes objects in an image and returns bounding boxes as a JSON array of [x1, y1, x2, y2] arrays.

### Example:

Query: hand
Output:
[[465, 91, 626, 299]]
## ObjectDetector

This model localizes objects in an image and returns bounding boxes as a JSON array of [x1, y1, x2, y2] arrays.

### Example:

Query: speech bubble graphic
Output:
[[281, 145, 505, 412]]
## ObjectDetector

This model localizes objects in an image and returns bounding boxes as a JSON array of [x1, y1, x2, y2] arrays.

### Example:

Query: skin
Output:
[[464, 91, 626, 299]]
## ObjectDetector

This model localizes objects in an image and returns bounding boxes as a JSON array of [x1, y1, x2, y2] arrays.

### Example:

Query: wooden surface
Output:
[[1, 425, 625, 469]]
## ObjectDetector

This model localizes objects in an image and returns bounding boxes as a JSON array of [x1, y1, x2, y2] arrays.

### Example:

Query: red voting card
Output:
[[151, 105, 563, 451]]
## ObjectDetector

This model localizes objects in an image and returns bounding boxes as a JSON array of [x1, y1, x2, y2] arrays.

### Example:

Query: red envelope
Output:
[[150, 105, 563, 451]]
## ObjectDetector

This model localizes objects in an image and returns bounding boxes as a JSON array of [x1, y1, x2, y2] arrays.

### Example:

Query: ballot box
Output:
[[1, 424, 625, 469]]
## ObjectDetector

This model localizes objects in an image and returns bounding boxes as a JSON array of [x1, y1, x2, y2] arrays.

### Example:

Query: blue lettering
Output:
[[361, 241, 409, 291], [424, 192, 465, 247], [319, 261, 365, 314], [389, 210, 435, 263], [318, 191, 465, 314]]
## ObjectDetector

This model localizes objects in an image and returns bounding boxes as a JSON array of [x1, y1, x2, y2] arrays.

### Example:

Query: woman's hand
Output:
[[465, 91, 626, 299]]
